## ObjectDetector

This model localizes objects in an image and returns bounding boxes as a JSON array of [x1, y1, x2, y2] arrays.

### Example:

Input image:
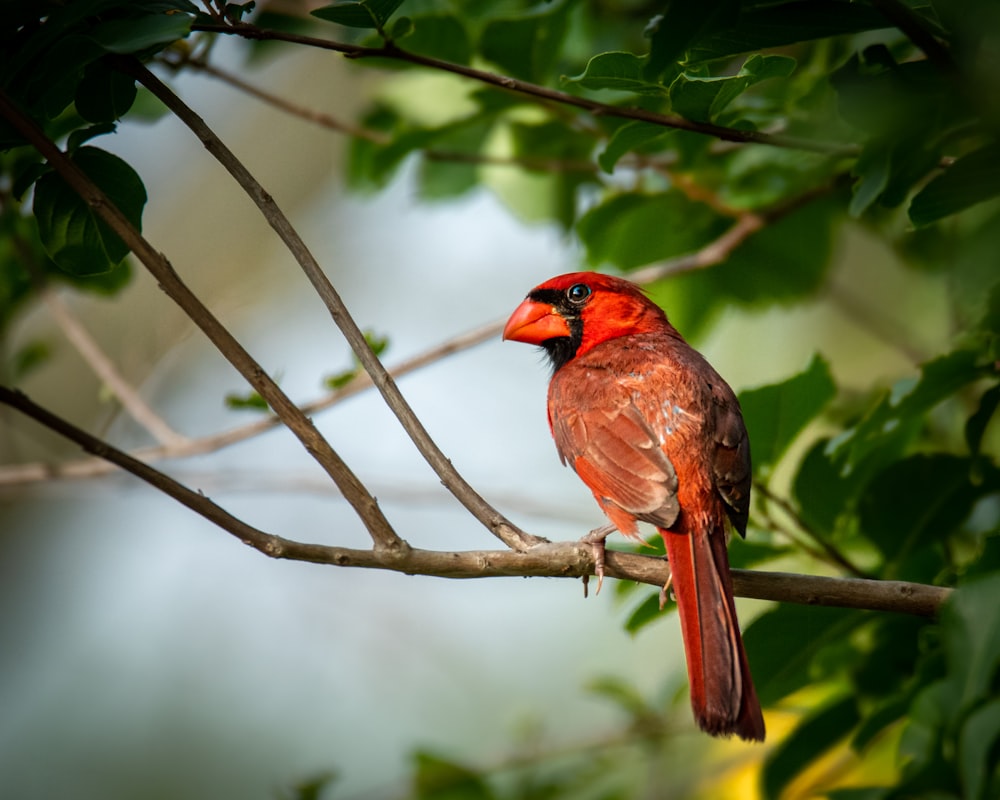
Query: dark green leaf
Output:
[[726, 538, 793, 569], [668, 54, 795, 124], [958, 698, 1000, 800], [397, 14, 471, 65], [792, 438, 854, 536], [33, 147, 146, 275], [688, 2, 892, 62], [597, 121, 673, 173], [910, 142, 1000, 227], [708, 194, 837, 305], [743, 604, 867, 705], [75, 59, 137, 123], [312, 0, 404, 30], [67, 122, 118, 151], [565, 52, 665, 95], [624, 592, 663, 635], [829, 349, 987, 476], [858, 454, 981, 574], [763, 695, 861, 800], [576, 191, 727, 270], [739, 354, 836, 473], [966, 384, 1000, 457], [88, 13, 192, 54], [479, 2, 572, 83], [412, 751, 494, 800], [941, 574, 1000, 709], [644, 0, 739, 77]]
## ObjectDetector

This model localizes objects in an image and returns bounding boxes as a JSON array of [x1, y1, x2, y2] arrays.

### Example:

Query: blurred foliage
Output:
[[2, 0, 1000, 798]]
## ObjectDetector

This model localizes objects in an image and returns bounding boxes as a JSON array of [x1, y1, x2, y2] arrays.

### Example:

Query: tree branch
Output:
[[0, 85, 403, 554], [0, 384, 952, 618], [0, 320, 501, 485], [192, 21, 858, 157], [113, 56, 541, 552]]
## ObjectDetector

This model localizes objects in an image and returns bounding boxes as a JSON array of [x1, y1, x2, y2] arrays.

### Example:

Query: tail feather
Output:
[[662, 524, 765, 742]]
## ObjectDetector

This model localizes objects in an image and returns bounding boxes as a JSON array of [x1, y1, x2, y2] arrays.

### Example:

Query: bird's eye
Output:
[[566, 283, 591, 305]]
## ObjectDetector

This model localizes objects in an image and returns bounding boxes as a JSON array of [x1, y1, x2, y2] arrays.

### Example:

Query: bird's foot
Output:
[[658, 571, 673, 610], [580, 523, 617, 598]]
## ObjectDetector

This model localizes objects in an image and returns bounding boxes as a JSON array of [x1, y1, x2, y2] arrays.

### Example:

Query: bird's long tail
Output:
[[661, 522, 765, 742]]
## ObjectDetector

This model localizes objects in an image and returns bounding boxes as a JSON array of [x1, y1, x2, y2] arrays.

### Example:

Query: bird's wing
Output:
[[549, 369, 679, 529], [710, 384, 751, 537]]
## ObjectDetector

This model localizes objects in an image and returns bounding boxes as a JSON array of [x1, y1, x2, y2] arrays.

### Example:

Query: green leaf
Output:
[[849, 139, 891, 218], [624, 592, 663, 635], [576, 191, 727, 270], [910, 142, 1000, 227], [966, 383, 1000, 457], [739, 354, 836, 473], [708, 195, 837, 305], [597, 121, 673, 173], [644, 0, 739, 78], [743, 604, 867, 705], [479, 1, 572, 83], [75, 59, 137, 123], [412, 751, 495, 800], [726, 538, 794, 569], [687, 3, 896, 62], [11, 340, 52, 380], [396, 14, 471, 65], [763, 695, 861, 800], [792, 438, 853, 536], [311, 0, 404, 30], [88, 13, 193, 54], [225, 390, 269, 411], [33, 147, 147, 276], [587, 675, 654, 719], [829, 349, 987, 477], [958, 698, 1000, 800], [858, 454, 981, 575], [941, 574, 1000, 709], [668, 54, 796, 124], [565, 51, 665, 95]]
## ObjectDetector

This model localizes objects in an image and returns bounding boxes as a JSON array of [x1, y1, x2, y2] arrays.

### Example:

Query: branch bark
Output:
[[193, 21, 858, 157], [0, 384, 953, 619]]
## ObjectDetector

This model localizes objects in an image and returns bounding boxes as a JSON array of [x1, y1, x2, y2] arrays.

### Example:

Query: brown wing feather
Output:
[[549, 365, 679, 532], [710, 383, 751, 537]]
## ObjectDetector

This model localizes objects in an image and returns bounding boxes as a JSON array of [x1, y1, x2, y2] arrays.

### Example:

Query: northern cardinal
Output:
[[503, 272, 765, 742]]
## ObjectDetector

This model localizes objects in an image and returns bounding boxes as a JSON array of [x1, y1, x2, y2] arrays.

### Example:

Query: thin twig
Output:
[[0, 320, 502, 486], [0, 85, 403, 553], [166, 53, 390, 143], [193, 21, 859, 157], [40, 287, 189, 447], [6, 227, 187, 448], [0, 384, 954, 618], [753, 482, 870, 579], [114, 56, 541, 552]]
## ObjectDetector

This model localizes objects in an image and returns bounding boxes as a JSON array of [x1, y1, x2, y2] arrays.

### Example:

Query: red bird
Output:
[[503, 272, 765, 742]]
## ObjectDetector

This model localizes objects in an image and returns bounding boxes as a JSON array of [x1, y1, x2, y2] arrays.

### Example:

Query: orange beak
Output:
[[503, 299, 571, 344]]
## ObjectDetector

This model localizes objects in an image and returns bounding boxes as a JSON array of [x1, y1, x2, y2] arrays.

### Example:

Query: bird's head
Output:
[[503, 272, 672, 371]]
